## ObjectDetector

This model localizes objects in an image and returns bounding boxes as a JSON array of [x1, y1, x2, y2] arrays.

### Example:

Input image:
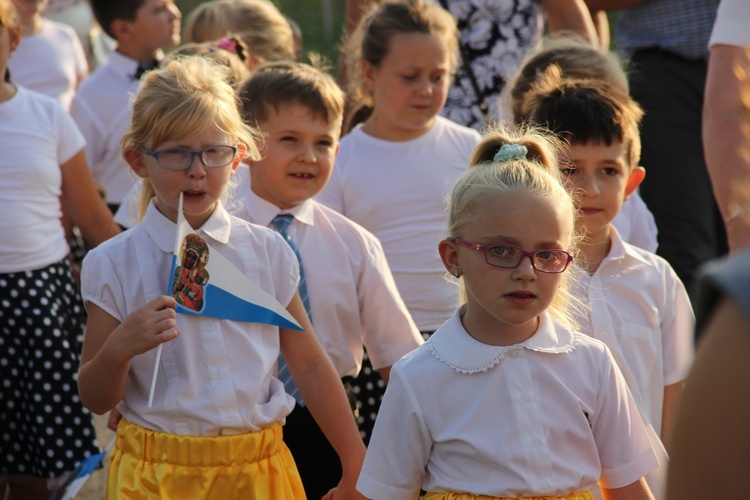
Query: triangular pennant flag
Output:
[[167, 193, 302, 330]]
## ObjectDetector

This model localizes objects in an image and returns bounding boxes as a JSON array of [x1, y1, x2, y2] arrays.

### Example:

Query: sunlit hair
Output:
[[120, 56, 261, 219], [90, 0, 147, 38], [344, 0, 458, 123], [0, 0, 18, 82], [523, 66, 644, 168], [508, 33, 629, 125], [238, 60, 345, 128], [448, 124, 583, 329], [0, 0, 18, 28], [166, 38, 251, 88], [184, 0, 295, 63]]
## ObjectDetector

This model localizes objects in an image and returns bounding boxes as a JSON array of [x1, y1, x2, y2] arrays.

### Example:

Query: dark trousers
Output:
[[283, 378, 357, 500], [629, 48, 727, 300]]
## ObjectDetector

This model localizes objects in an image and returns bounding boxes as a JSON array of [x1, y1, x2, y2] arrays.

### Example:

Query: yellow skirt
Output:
[[107, 418, 306, 499], [423, 492, 594, 500]]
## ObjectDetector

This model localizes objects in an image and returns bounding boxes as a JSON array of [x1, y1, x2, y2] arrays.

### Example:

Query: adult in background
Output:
[[703, 0, 750, 253], [585, 0, 723, 299]]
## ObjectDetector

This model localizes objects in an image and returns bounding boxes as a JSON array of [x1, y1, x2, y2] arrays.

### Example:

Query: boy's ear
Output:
[[438, 239, 460, 276], [231, 143, 248, 173], [110, 19, 133, 45], [624, 166, 646, 200], [123, 146, 149, 178], [7, 24, 21, 53]]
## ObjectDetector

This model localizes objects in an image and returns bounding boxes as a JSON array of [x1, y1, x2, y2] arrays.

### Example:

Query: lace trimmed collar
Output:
[[428, 307, 577, 374]]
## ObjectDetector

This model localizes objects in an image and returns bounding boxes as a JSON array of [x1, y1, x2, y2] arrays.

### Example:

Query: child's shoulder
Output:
[[618, 238, 683, 281]]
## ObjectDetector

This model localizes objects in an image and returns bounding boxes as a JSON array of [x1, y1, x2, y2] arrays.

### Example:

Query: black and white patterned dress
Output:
[[440, 0, 543, 129]]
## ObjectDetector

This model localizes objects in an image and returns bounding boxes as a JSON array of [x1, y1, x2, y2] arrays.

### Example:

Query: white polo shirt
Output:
[[81, 200, 300, 436], [70, 50, 143, 205], [235, 184, 424, 377], [571, 227, 694, 436], [357, 309, 658, 499]]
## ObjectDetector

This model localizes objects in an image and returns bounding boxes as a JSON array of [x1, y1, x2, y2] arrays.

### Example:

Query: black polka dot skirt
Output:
[[0, 259, 100, 479], [352, 331, 433, 445]]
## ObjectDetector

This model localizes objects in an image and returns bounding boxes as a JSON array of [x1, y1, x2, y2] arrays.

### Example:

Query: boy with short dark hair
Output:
[[71, 0, 181, 213], [236, 61, 424, 499], [526, 68, 694, 498]]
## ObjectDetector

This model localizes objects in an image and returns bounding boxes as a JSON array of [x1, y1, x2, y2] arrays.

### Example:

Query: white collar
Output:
[[246, 185, 316, 228], [143, 199, 233, 253], [429, 307, 577, 374]]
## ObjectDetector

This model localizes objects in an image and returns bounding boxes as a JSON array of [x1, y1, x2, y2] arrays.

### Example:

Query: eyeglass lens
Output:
[[157, 146, 236, 170], [485, 244, 569, 273]]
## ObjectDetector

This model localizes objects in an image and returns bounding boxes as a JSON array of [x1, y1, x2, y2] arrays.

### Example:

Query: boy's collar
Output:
[[246, 187, 315, 228]]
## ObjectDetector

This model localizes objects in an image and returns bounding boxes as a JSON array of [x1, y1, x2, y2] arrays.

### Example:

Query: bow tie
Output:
[[133, 61, 160, 81]]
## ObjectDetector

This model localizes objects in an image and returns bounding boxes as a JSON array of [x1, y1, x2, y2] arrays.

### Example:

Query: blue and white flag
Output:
[[167, 193, 302, 330]]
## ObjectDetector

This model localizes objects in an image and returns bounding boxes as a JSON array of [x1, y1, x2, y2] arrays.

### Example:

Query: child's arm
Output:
[[280, 292, 367, 500], [61, 149, 121, 246], [78, 296, 179, 415], [661, 381, 684, 450], [602, 478, 654, 500]]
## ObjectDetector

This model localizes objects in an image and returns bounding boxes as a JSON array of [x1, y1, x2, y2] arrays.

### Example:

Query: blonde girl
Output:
[[357, 125, 657, 500], [77, 56, 365, 499]]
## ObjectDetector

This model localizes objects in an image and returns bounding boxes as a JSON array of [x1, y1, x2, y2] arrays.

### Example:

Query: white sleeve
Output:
[[660, 264, 695, 385], [709, 0, 750, 48], [357, 363, 430, 500]]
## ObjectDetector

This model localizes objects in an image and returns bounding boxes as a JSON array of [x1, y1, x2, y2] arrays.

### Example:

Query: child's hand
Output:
[[322, 478, 367, 500], [110, 295, 179, 359]]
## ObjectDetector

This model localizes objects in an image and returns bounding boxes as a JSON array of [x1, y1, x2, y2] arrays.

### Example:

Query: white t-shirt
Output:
[[236, 185, 424, 377], [709, 0, 750, 47], [357, 308, 658, 499], [8, 19, 87, 110], [70, 50, 142, 205], [81, 201, 300, 436], [571, 227, 695, 436], [0, 86, 84, 273], [317, 116, 481, 331]]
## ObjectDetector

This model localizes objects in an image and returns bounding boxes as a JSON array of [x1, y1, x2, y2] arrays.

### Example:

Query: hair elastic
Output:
[[214, 37, 237, 53], [494, 143, 528, 163]]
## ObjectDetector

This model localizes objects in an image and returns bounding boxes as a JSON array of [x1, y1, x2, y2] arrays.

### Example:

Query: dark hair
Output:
[[91, 0, 147, 38], [524, 66, 644, 168], [238, 60, 345, 127]]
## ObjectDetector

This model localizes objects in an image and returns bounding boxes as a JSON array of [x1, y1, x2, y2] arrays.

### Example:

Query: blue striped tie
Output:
[[272, 214, 309, 406]]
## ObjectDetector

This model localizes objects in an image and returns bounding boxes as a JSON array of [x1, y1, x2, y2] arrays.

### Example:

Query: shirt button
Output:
[[214, 370, 225, 380], [531, 438, 541, 447], [540, 481, 550, 490], [226, 414, 236, 423], [519, 393, 529, 402]]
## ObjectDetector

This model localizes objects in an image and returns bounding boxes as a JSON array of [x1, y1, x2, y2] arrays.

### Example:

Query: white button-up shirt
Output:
[[236, 183, 423, 376], [358, 308, 658, 499], [571, 228, 694, 435]]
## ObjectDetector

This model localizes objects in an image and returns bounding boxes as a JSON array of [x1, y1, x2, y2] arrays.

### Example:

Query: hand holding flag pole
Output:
[[147, 193, 303, 407]]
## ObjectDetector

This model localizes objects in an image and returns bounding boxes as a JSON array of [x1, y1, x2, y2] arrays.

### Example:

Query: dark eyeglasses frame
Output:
[[138, 145, 238, 171], [448, 237, 573, 274]]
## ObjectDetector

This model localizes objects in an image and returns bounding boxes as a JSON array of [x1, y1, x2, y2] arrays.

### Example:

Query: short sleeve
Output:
[[357, 363, 431, 500], [592, 347, 659, 489], [80, 246, 128, 322], [709, 0, 750, 48], [54, 102, 86, 164]]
